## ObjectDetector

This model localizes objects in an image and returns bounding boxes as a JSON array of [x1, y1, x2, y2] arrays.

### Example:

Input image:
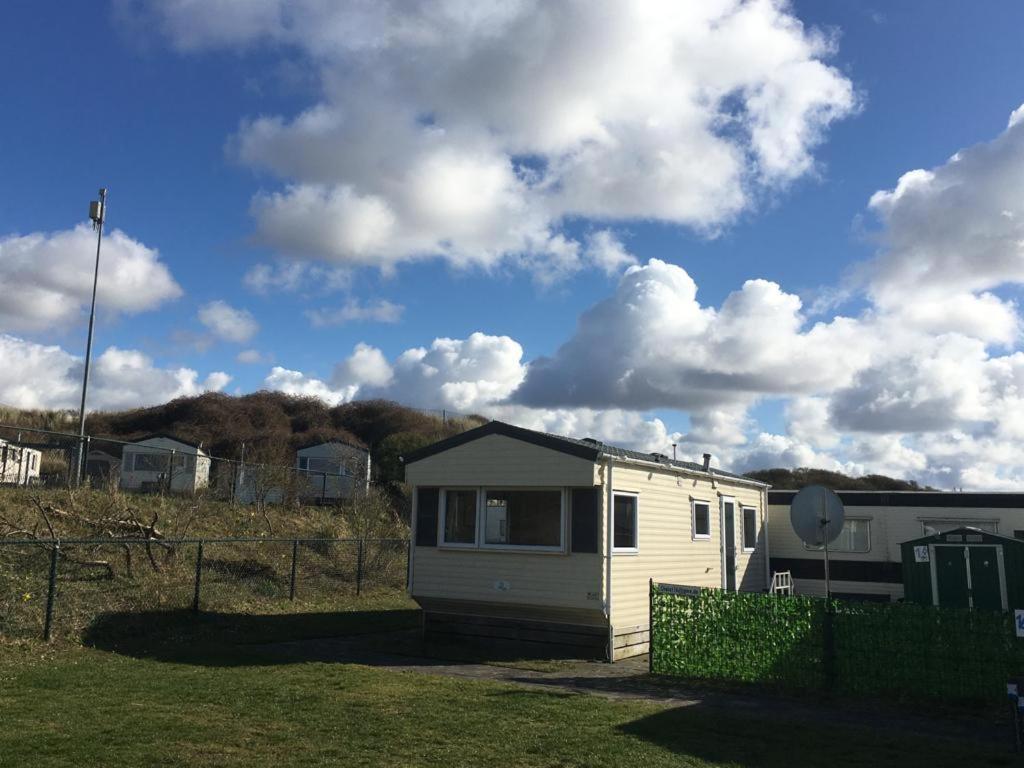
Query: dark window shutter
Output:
[[571, 487, 600, 553], [415, 488, 439, 547]]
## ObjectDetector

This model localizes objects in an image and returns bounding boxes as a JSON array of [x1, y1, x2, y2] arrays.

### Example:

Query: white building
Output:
[[296, 439, 369, 503], [767, 490, 1024, 601], [119, 435, 210, 494], [0, 439, 41, 485]]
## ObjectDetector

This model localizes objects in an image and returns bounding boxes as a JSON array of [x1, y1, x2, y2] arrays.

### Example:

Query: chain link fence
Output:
[[1, 537, 408, 642], [650, 581, 1024, 707]]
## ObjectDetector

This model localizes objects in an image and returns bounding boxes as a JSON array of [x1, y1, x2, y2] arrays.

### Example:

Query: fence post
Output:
[[648, 578, 654, 675], [356, 539, 365, 596], [192, 541, 204, 612], [168, 450, 176, 494], [822, 600, 836, 692], [43, 544, 60, 641], [322, 473, 327, 504], [289, 539, 299, 601]]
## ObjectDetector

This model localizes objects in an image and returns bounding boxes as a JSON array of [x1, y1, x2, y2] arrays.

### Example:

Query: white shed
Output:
[[119, 435, 210, 494], [0, 439, 41, 486], [296, 439, 369, 503]]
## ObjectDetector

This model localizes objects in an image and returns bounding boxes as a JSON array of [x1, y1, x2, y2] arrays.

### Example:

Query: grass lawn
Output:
[[0, 611, 1016, 768]]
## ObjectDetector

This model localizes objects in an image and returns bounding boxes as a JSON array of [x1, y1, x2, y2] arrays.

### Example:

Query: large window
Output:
[[741, 506, 758, 552], [442, 489, 478, 545], [300, 456, 344, 475], [132, 453, 167, 472], [483, 490, 562, 548], [804, 518, 871, 553], [613, 493, 638, 552], [692, 500, 711, 540]]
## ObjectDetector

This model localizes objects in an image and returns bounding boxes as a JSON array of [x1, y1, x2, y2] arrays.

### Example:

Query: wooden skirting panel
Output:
[[612, 625, 649, 661], [424, 611, 608, 659]]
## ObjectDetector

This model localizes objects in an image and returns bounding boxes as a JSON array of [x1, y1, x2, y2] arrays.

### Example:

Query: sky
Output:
[[2, 0, 1024, 489]]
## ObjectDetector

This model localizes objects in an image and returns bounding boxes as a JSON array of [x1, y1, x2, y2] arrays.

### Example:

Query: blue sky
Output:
[[3, 1, 1024, 488]]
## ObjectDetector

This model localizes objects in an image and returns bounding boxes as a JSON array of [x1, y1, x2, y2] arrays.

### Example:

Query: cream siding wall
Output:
[[407, 434, 603, 621], [767, 502, 1024, 600], [404, 434, 598, 487], [609, 463, 768, 658]]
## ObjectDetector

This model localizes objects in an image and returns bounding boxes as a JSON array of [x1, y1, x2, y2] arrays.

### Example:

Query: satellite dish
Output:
[[790, 485, 845, 548]]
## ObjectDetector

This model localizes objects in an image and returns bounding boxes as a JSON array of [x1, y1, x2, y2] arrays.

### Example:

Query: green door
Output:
[[968, 546, 1004, 611], [934, 546, 970, 608]]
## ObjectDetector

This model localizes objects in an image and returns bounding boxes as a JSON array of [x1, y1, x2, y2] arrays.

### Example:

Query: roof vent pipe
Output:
[[672, 443, 677, 460], [702, 452, 711, 471]]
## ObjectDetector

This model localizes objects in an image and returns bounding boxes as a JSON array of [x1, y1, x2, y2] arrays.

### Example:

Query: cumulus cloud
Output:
[[243, 260, 352, 295], [198, 300, 259, 343], [236, 349, 269, 365], [863, 105, 1024, 308], [0, 334, 229, 411], [0, 224, 181, 332], [305, 299, 404, 328], [131, 0, 855, 280]]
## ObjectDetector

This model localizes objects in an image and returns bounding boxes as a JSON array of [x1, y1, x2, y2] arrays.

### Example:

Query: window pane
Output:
[[693, 503, 710, 537], [444, 490, 477, 544], [614, 495, 637, 549], [484, 490, 561, 547], [306, 457, 340, 474], [743, 508, 757, 549]]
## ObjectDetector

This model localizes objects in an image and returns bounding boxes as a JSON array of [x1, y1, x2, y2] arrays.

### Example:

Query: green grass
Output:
[[0, 618, 1016, 768]]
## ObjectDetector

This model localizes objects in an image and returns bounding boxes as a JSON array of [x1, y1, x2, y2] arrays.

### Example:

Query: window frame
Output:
[[612, 491, 640, 554], [741, 506, 758, 553], [803, 517, 872, 554], [438, 488, 480, 549], [478, 488, 566, 553], [691, 498, 712, 541]]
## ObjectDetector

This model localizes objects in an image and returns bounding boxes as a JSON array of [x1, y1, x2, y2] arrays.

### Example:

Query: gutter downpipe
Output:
[[604, 456, 614, 662]]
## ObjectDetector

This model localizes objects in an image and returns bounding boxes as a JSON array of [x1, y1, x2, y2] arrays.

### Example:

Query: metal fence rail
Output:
[[650, 580, 1023, 706], [0, 537, 409, 641]]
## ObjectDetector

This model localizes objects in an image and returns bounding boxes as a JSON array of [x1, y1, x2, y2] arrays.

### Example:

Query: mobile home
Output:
[[119, 435, 211, 494], [296, 439, 369, 503], [0, 439, 41, 486], [767, 490, 1024, 602], [403, 421, 770, 661]]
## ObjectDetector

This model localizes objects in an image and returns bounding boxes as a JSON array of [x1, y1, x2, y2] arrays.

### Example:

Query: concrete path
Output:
[[255, 630, 1009, 747]]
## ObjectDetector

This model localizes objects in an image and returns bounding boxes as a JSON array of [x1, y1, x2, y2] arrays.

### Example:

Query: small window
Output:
[[805, 519, 871, 553], [613, 493, 638, 552], [442, 489, 478, 545], [306, 457, 340, 475], [483, 490, 562, 548], [742, 506, 757, 552], [298, 456, 309, 470], [692, 500, 711, 540]]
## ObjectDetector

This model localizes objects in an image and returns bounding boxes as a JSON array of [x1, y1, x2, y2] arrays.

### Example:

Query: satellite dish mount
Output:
[[789, 485, 845, 600]]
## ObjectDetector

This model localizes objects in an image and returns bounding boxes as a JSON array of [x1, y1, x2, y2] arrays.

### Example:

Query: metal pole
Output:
[[356, 539, 364, 596], [75, 188, 107, 488], [648, 577, 654, 675], [289, 539, 299, 601], [192, 541, 204, 612], [43, 545, 59, 641]]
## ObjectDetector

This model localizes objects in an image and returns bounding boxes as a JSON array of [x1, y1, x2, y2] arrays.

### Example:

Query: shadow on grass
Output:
[[616, 705, 1016, 768], [83, 607, 422, 666]]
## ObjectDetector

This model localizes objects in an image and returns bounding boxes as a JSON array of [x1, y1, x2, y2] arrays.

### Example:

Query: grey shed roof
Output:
[[402, 420, 765, 486]]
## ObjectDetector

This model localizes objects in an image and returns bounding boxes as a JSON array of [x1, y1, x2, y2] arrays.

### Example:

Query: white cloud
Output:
[[333, 343, 394, 390], [132, 0, 856, 280], [243, 260, 352, 295], [863, 105, 1024, 308], [236, 349, 268, 364], [0, 334, 229, 411], [263, 365, 356, 406], [198, 300, 259, 343], [0, 224, 182, 332], [583, 230, 638, 276], [306, 298, 404, 328]]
